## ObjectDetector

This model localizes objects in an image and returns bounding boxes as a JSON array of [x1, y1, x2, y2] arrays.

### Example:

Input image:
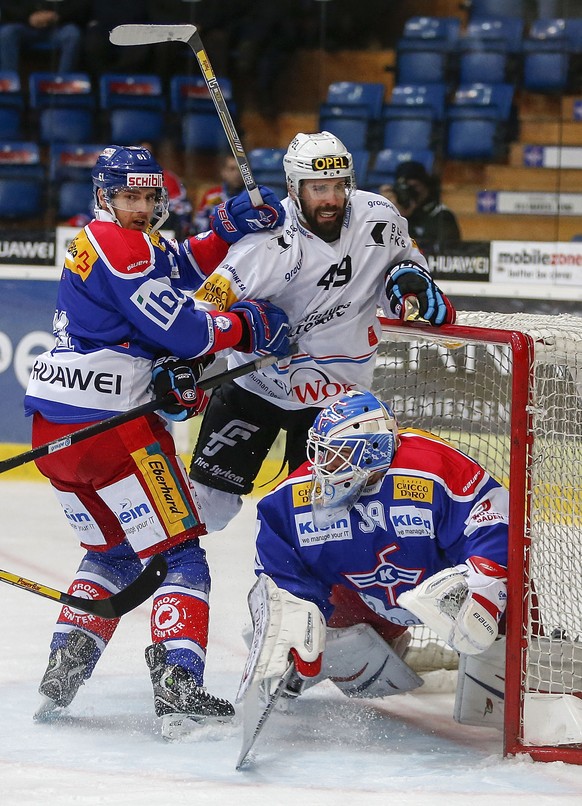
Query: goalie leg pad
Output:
[[311, 624, 423, 698], [236, 574, 325, 702], [454, 636, 506, 729]]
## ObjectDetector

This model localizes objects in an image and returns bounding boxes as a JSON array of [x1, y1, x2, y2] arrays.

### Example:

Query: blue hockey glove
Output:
[[152, 356, 210, 421], [230, 299, 290, 357], [385, 261, 456, 325], [210, 185, 285, 244]]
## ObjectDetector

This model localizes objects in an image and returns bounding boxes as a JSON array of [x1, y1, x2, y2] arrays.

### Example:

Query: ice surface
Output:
[[1, 481, 582, 805]]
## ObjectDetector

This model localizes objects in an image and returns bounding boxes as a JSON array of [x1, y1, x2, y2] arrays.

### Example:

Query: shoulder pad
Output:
[[87, 221, 155, 277]]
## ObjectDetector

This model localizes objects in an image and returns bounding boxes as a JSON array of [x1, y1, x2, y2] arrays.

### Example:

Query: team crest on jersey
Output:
[[345, 544, 424, 606], [65, 230, 98, 281], [393, 475, 433, 503]]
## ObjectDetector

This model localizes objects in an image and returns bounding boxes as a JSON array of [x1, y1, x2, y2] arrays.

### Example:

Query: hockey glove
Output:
[[397, 555, 507, 655], [210, 185, 285, 244], [385, 261, 456, 325], [152, 356, 210, 421], [230, 299, 290, 357]]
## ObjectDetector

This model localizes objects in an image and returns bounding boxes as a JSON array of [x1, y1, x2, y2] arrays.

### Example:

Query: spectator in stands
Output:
[[0, 0, 91, 74], [380, 161, 461, 252], [194, 153, 244, 234], [83, 3, 150, 79]]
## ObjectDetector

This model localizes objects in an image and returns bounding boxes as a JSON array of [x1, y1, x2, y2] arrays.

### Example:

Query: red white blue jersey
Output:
[[194, 190, 427, 410], [254, 430, 509, 627], [25, 219, 230, 424]]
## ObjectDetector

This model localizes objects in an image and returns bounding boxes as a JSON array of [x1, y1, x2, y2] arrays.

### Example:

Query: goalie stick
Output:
[[109, 24, 263, 207], [0, 553, 167, 618], [0, 348, 296, 475], [236, 661, 296, 770]]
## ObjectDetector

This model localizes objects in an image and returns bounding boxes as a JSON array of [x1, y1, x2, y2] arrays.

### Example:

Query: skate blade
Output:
[[34, 695, 65, 722], [161, 712, 233, 741]]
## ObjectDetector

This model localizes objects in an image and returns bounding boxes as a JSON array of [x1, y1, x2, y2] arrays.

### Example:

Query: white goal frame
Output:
[[374, 311, 582, 765]]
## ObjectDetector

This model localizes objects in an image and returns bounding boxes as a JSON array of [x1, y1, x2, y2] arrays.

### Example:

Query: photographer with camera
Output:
[[379, 161, 461, 252]]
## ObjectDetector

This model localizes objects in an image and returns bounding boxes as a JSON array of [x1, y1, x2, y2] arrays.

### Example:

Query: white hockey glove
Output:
[[397, 555, 507, 655], [236, 574, 326, 703]]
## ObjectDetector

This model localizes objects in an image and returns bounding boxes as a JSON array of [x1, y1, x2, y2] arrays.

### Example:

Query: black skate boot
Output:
[[145, 643, 235, 740], [34, 630, 97, 720]]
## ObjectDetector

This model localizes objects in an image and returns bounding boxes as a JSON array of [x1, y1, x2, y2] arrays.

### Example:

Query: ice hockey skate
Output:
[[145, 643, 235, 740], [34, 629, 97, 721]]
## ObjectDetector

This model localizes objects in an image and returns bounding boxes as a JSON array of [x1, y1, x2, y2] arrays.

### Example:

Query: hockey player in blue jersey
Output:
[[25, 144, 288, 739], [238, 390, 509, 726]]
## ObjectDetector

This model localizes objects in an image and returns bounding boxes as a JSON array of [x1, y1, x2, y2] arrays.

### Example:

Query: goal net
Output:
[[373, 311, 582, 763]]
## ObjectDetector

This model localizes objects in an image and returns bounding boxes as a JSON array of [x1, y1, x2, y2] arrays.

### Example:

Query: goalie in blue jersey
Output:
[[238, 390, 509, 728]]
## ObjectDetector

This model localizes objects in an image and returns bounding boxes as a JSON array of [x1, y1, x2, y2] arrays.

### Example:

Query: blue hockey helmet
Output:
[[307, 390, 398, 527], [91, 145, 169, 230]]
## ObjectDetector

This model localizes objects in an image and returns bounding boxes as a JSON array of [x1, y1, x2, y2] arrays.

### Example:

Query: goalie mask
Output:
[[92, 145, 169, 231], [283, 131, 355, 216], [307, 391, 398, 528]]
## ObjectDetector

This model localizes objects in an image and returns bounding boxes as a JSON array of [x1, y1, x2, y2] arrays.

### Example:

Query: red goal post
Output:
[[373, 311, 582, 764]]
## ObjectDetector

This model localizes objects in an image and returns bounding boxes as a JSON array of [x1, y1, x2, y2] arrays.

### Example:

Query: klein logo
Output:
[[345, 544, 424, 606], [202, 419, 260, 457]]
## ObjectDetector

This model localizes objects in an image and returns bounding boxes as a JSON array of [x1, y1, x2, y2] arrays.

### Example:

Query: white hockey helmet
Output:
[[307, 390, 398, 527], [284, 131, 356, 204]]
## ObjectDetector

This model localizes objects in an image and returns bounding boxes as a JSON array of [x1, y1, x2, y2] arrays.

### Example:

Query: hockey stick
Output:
[[236, 661, 296, 770], [109, 24, 263, 207], [0, 348, 294, 475], [0, 553, 167, 619]]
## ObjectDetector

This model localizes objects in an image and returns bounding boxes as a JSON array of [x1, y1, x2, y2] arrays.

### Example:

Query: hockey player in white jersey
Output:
[[189, 131, 456, 534]]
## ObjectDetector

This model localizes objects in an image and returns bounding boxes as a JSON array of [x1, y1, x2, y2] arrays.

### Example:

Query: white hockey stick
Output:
[[109, 24, 263, 207], [236, 661, 295, 770]]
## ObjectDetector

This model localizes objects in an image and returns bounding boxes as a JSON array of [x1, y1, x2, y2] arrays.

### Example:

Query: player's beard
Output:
[[302, 203, 345, 243]]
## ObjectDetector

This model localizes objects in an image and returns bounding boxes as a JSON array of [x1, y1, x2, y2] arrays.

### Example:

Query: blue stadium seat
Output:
[[465, 0, 525, 20], [385, 83, 447, 121], [29, 72, 95, 144], [448, 83, 515, 121], [49, 143, 106, 182], [57, 180, 93, 220], [523, 51, 570, 92], [459, 51, 509, 85], [0, 72, 23, 139], [248, 148, 286, 186], [350, 149, 370, 183], [318, 115, 369, 151], [0, 141, 44, 218], [170, 75, 233, 113], [182, 112, 229, 151], [324, 82, 385, 120], [396, 50, 449, 85], [397, 16, 461, 52], [366, 148, 435, 189], [381, 116, 433, 150], [446, 117, 499, 160], [100, 74, 165, 145], [459, 18, 524, 53]]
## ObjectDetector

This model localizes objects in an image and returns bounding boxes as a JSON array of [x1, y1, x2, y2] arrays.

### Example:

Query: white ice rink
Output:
[[1, 479, 582, 805]]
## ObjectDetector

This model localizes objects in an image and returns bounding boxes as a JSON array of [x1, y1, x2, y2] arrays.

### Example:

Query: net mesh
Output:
[[373, 312, 582, 710]]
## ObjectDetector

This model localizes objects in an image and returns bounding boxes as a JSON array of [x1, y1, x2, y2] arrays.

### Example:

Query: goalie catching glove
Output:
[[385, 261, 456, 325], [210, 185, 285, 244], [152, 356, 211, 421], [236, 574, 326, 703], [397, 555, 507, 655]]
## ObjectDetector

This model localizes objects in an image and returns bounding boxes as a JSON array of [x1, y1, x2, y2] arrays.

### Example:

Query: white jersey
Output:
[[194, 190, 428, 410]]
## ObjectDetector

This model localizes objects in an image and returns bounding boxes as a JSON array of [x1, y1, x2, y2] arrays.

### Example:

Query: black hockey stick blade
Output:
[[0, 554, 167, 619], [236, 661, 295, 770], [0, 347, 296, 475]]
